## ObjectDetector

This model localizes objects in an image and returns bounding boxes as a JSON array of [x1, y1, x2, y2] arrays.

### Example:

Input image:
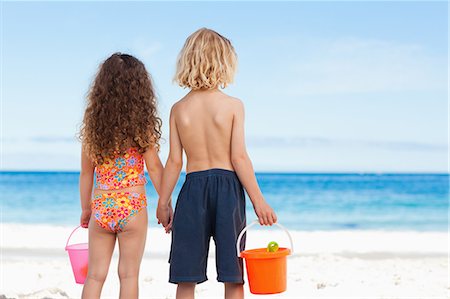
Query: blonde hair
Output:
[[174, 28, 237, 90]]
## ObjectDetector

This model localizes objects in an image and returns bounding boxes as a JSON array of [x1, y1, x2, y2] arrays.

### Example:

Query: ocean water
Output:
[[0, 172, 448, 231]]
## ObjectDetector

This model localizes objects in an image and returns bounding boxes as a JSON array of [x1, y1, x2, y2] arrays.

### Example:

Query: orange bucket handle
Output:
[[236, 220, 294, 257], [65, 225, 85, 250]]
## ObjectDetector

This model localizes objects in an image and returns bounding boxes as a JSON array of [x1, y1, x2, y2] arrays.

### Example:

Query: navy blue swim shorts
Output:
[[169, 168, 246, 284]]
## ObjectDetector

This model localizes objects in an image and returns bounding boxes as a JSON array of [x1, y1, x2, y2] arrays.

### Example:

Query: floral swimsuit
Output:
[[92, 147, 147, 232]]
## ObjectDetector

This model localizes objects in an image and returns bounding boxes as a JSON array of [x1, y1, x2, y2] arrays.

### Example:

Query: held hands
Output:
[[156, 201, 173, 233], [80, 209, 91, 228], [253, 198, 277, 226]]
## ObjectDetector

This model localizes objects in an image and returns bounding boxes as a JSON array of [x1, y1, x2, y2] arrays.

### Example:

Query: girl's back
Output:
[[173, 89, 239, 173]]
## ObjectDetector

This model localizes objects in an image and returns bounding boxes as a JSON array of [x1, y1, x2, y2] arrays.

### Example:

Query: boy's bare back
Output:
[[157, 29, 277, 247], [172, 89, 240, 173]]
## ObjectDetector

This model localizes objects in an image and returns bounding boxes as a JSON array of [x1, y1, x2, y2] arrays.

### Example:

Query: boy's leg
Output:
[[169, 176, 211, 284], [214, 172, 246, 285], [82, 217, 116, 299], [176, 282, 196, 299], [225, 283, 244, 299], [117, 209, 148, 299], [214, 173, 246, 299]]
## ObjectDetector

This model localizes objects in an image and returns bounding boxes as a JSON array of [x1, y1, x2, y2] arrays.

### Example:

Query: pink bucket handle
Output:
[[65, 225, 85, 250]]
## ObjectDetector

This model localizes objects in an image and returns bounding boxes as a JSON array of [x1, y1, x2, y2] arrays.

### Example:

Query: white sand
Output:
[[1, 223, 448, 299]]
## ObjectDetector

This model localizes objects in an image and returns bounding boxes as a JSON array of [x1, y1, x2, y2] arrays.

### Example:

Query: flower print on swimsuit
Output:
[[130, 198, 141, 210], [128, 156, 137, 167], [117, 206, 130, 218], [102, 208, 117, 223], [117, 195, 130, 208], [93, 200, 101, 209], [91, 192, 147, 232], [103, 159, 113, 169], [102, 197, 115, 208], [94, 147, 147, 190], [115, 157, 126, 169], [128, 168, 138, 178], [115, 170, 126, 182], [108, 220, 116, 231], [102, 183, 109, 189], [138, 173, 146, 183]]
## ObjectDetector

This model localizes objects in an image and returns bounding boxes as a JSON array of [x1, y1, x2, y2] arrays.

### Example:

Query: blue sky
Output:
[[1, 1, 448, 172]]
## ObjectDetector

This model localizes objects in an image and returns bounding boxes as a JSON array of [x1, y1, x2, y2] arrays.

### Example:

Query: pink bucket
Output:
[[65, 226, 89, 284]]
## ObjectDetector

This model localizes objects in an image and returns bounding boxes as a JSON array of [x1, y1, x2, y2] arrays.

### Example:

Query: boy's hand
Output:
[[253, 199, 277, 226], [80, 209, 91, 228], [157, 202, 173, 233]]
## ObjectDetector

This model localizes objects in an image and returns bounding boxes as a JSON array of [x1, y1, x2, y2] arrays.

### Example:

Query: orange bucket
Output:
[[236, 221, 294, 294]]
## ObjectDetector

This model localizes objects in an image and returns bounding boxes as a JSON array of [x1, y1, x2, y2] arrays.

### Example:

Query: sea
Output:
[[1, 172, 448, 231]]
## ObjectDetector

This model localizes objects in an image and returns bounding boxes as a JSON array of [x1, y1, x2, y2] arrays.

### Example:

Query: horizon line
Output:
[[0, 170, 448, 176]]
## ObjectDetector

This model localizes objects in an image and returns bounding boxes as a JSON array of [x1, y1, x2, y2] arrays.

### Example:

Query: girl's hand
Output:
[[164, 205, 174, 233], [253, 199, 277, 226], [157, 202, 173, 233], [80, 209, 91, 228]]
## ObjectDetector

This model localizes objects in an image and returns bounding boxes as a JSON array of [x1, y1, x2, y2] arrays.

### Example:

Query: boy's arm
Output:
[[143, 144, 164, 196], [79, 147, 95, 228], [157, 106, 183, 228], [230, 100, 277, 226]]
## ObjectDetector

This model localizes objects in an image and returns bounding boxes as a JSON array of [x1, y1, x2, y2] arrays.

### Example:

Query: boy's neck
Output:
[[190, 87, 222, 94]]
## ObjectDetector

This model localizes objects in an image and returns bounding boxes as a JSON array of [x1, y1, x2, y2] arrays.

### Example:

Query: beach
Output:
[[1, 223, 448, 299]]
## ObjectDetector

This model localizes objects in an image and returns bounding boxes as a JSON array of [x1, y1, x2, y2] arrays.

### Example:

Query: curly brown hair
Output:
[[79, 53, 162, 165]]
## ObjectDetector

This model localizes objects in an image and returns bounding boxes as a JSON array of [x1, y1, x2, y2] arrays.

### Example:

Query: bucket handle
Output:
[[236, 220, 294, 257], [65, 225, 85, 250]]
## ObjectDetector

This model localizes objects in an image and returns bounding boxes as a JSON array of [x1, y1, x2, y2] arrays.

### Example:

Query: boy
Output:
[[157, 28, 277, 299]]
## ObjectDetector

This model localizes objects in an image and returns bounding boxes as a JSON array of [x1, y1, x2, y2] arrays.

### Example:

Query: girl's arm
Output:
[[230, 100, 277, 226], [80, 148, 95, 228], [143, 144, 164, 196], [157, 106, 183, 229]]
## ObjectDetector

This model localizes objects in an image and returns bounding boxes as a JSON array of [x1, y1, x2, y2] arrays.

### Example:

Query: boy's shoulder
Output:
[[170, 95, 188, 112], [172, 91, 244, 111], [216, 92, 245, 112], [223, 93, 243, 105], [222, 94, 244, 114]]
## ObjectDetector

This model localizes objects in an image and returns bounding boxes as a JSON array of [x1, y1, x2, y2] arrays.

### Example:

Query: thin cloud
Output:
[[262, 36, 447, 96], [3, 135, 446, 152], [247, 136, 447, 152], [304, 37, 444, 94], [31, 136, 77, 143], [1, 136, 78, 144], [132, 39, 163, 61]]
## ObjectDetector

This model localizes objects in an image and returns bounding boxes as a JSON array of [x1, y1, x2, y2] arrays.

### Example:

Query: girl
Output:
[[78, 53, 163, 299]]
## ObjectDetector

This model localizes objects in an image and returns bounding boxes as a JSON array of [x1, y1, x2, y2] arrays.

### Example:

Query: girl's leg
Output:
[[117, 209, 148, 299], [176, 283, 196, 299], [81, 218, 116, 299], [224, 283, 244, 299]]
